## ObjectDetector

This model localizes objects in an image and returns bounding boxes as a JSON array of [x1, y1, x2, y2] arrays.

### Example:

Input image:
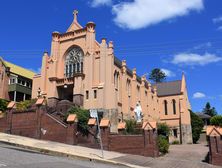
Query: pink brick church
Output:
[[32, 10, 193, 144]]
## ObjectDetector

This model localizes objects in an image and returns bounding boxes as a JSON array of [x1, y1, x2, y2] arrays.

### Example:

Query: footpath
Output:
[[0, 133, 218, 168], [0, 133, 147, 168]]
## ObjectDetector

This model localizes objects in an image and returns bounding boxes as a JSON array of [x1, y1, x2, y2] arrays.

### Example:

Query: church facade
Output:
[[32, 11, 192, 144]]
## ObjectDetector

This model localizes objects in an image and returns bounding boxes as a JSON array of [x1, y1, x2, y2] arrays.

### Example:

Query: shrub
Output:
[[66, 106, 90, 136], [158, 135, 169, 154], [0, 99, 8, 112], [210, 115, 222, 127], [125, 119, 136, 134], [172, 140, 180, 145], [190, 110, 204, 144], [157, 123, 170, 137], [16, 99, 37, 111]]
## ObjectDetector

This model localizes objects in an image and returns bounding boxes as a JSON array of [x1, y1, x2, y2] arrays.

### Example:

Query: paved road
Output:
[[113, 144, 220, 168], [0, 143, 127, 168]]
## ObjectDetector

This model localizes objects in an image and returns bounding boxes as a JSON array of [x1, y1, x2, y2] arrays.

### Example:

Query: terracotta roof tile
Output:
[[142, 122, 148, 129], [118, 122, 126, 130], [206, 126, 222, 136], [35, 98, 45, 105], [7, 101, 16, 109], [142, 121, 157, 130], [88, 118, 97, 126], [100, 119, 110, 127], [67, 114, 77, 123]]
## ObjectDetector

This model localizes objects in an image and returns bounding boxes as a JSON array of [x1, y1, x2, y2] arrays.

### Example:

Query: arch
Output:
[[64, 46, 84, 78], [172, 99, 176, 115], [126, 78, 131, 96], [164, 100, 168, 115], [114, 70, 120, 90]]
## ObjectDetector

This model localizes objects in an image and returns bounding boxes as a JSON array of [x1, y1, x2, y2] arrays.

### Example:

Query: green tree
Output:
[[203, 102, 217, 117], [210, 115, 222, 127], [65, 106, 90, 136], [157, 123, 170, 137], [124, 119, 137, 135], [157, 123, 170, 154], [0, 99, 8, 112], [190, 110, 204, 143], [149, 68, 166, 83]]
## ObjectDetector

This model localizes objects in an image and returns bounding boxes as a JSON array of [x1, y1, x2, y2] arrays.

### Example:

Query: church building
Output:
[[32, 11, 192, 144]]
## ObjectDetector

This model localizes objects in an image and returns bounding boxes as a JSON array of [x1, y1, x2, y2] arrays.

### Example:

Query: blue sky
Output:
[[0, 0, 221, 114]]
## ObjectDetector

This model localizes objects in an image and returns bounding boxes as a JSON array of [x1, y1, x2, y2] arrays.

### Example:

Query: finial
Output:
[[73, 10, 78, 22]]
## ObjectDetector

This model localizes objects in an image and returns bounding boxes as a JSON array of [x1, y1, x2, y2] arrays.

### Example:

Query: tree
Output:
[[0, 99, 8, 112], [210, 115, 222, 127], [149, 68, 166, 83], [157, 123, 170, 137], [65, 106, 90, 136], [190, 110, 204, 143], [157, 123, 170, 154], [203, 102, 217, 117]]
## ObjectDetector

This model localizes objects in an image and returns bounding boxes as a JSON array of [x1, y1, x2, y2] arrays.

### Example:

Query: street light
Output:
[[64, 83, 68, 89]]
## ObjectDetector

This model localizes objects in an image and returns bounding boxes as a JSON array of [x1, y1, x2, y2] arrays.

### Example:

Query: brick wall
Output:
[[208, 136, 222, 166], [0, 107, 159, 157], [11, 111, 38, 138]]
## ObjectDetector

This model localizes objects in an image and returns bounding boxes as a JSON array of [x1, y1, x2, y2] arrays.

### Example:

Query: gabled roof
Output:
[[196, 112, 211, 119], [4, 61, 35, 79], [153, 80, 182, 97], [206, 126, 222, 136]]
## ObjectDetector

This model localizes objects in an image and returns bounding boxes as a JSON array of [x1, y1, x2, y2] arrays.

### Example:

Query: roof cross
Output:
[[73, 10, 78, 22]]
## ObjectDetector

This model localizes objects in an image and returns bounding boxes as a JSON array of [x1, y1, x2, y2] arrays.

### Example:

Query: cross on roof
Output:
[[73, 10, 78, 22]]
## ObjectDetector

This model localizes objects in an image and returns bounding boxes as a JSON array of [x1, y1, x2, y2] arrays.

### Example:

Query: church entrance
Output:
[[57, 85, 74, 102]]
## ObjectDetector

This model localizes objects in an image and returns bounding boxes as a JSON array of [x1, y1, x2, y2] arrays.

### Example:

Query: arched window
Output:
[[164, 100, 168, 115], [172, 99, 176, 115], [65, 47, 84, 78], [126, 79, 131, 96], [137, 85, 140, 100], [114, 71, 120, 90]]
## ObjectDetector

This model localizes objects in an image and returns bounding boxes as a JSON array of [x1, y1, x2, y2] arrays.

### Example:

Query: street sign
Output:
[[89, 109, 104, 159]]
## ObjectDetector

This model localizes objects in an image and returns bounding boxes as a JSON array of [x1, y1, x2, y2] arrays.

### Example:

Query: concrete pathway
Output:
[[0, 133, 144, 168], [113, 144, 220, 168], [0, 133, 220, 168]]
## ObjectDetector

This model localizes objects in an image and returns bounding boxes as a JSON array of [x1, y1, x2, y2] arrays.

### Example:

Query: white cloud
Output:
[[193, 42, 212, 50], [91, 0, 112, 7], [217, 26, 222, 31], [213, 16, 222, 24], [161, 68, 176, 77], [193, 92, 206, 99], [112, 0, 204, 30], [172, 53, 222, 66]]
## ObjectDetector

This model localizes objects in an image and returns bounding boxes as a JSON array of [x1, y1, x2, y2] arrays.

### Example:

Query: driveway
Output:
[[113, 144, 219, 168]]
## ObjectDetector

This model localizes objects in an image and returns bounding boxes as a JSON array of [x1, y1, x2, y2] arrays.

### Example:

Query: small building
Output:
[[0, 57, 35, 102], [196, 112, 211, 131]]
